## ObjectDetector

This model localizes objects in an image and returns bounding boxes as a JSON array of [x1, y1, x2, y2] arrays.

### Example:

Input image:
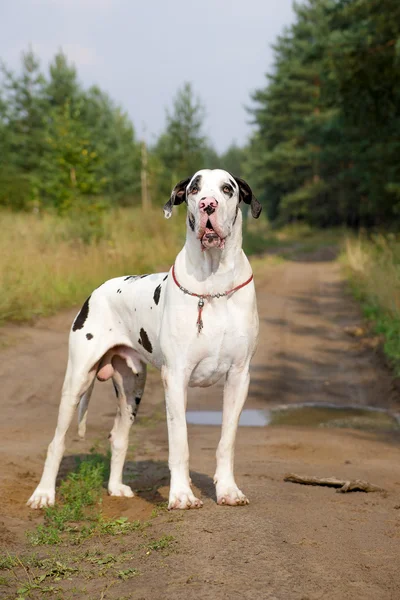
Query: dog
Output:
[[27, 169, 262, 510]]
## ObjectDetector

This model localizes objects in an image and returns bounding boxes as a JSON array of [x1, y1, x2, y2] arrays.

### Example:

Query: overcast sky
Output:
[[0, 0, 295, 153]]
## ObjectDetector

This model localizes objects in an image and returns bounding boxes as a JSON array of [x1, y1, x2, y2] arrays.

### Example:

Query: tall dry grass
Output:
[[345, 234, 400, 317], [0, 208, 185, 323], [344, 234, 400, 371]]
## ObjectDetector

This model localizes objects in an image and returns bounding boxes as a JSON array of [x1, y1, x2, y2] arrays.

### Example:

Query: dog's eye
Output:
[[190, 186, 198, 194], [223, 185, 231, 194]]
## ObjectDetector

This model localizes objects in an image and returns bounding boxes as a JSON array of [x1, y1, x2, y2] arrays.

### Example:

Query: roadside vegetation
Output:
[[0, 207, 185, 324], [0, 452, 176, 599], [343, 235, 400, 375]]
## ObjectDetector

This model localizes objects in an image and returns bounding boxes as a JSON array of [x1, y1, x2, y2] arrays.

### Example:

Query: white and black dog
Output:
[[28, 169, 262, 510]]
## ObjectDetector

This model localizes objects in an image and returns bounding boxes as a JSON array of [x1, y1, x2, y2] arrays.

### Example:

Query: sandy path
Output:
[[1, 254, 400, 599]]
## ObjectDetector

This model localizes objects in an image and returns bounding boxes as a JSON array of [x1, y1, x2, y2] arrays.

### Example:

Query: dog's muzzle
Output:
[[198, 198, 225, 250]]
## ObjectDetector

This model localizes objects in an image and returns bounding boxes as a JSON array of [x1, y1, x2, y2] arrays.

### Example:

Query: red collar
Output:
[[171, 264, 253, 334]]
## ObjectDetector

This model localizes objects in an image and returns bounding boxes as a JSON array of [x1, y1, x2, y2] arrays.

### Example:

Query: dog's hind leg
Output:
[[27, 359, 98, 509], [107, 357, 147, 497], [77, 380, 95, 439]]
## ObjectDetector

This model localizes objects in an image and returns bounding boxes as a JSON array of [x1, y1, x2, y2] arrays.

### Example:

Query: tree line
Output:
[[247, 0, 400, 227], [0, 50, 242, 214], [2, 0, 399, 229]]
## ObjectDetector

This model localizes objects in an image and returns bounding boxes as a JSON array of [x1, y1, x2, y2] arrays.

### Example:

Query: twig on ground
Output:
[[284, 473, 386, 493]]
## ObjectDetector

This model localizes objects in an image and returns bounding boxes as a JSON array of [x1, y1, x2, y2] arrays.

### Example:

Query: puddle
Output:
[[186, 404, 400, 432], [186, 409, 270, 427]]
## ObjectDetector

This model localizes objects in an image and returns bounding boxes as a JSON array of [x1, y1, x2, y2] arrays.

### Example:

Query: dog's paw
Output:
[[216, 484, 249, 506], [168, 490, 203, 510], [108, 483, 134, 498], [27, 489, 55, 509]]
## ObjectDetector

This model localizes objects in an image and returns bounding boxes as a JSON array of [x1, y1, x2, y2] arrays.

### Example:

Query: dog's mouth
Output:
[[201, 219, 225, 250]]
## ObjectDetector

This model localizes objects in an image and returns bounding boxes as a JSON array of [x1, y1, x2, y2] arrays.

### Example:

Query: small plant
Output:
[[146, 535, 175, 552], [117, 568, 140, 580], [0, 554, 19, 570], [150, 501, 169, 518]]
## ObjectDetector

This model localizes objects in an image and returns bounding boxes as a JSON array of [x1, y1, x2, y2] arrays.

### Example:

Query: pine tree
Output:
[[154, 82, 209, 189]]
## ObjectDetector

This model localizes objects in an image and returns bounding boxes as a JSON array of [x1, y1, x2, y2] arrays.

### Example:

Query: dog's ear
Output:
[[234, 176, 262, 219], [163, 177, 191, 219]]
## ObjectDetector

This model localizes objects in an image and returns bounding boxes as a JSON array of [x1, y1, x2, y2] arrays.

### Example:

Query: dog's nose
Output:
[[199, 197, 218, 215]]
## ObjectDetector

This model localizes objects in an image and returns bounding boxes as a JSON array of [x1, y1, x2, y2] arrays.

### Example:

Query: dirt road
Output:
[[1, 252, 400, 599]]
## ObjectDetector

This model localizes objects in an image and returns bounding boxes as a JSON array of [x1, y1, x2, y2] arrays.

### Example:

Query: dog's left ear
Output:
[[234, 176, 262, 219], [163, 177, 191, 219]]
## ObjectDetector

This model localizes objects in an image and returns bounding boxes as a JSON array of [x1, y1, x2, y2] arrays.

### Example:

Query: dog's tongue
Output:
[[201, 228, 224, 250]]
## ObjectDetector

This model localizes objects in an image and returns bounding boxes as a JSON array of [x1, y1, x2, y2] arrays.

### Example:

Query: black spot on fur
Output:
[[189, 175, 202, 194], [140, 274, 149, 278], [204, 204, 215, 216], [188, 212, 195, 232], [113, 382, 119, 398], [72, 296, 91, 331], [117, 289, 122, 294], [138, 328, 153, 353], [86, 333, 93, 340], [163, 275, 168, 281], [153, 284, 162, 305], [229, 177, 237, 189], [135, 396, 142, 405], [124, 275, 137, 281]]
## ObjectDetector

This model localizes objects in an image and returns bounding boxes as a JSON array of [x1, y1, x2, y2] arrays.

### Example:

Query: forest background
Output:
[[1, 0, 400, 350]]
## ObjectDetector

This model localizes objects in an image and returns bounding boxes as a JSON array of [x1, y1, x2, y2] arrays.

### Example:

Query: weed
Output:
[[0, 554, 19, 570], [150, 501, 169, 519], [96, 517, 141, 536], [117, 568, 140, 580], [146, 535, 175, 552]]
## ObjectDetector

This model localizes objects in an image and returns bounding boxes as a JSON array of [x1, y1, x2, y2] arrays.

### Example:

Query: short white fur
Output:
[[27, 169, 260, 510]]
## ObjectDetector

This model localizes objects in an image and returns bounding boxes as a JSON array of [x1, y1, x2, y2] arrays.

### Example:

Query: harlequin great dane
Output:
[[27, 169, 262, 510]]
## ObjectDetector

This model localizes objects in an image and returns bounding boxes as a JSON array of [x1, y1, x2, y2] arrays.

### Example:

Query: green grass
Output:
[[343, 234, 400, 375], [27, 451, 144, 547], [145, 535, 176, 554]]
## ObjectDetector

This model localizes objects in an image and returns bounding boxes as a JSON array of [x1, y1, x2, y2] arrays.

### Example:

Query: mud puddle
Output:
[[186, 403, 400, 432]]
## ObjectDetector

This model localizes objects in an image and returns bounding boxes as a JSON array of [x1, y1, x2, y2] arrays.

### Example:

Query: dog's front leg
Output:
[[162, 366, 203, 510], [214, 366, 250, 506]]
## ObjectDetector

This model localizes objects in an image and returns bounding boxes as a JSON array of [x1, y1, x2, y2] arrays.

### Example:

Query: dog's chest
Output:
[[182, 299, 257, 387]]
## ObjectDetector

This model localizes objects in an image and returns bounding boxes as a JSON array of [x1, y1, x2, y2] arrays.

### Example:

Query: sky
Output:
[[0, 0, 295, 153]]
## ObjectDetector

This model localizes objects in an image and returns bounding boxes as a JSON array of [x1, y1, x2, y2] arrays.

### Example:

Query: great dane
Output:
[[28, 169, 262, 510]]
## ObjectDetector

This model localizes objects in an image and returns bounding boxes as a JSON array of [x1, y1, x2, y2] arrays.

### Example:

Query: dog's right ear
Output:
[[163, 177, 191, 219]]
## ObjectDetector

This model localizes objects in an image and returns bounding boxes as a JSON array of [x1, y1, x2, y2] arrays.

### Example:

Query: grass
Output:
[[343, 233, 400, 375], [27, 451, 144, 547], [0, 206, 186, 324], [0, 450, 181, 598], [0, 204, 344, 327]]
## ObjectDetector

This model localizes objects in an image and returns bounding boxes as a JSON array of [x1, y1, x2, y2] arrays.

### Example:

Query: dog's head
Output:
[[163, 169, 262, 250]]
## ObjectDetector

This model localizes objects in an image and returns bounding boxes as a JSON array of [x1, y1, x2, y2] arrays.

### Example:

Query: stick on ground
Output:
[[284, 473, 386, 493]]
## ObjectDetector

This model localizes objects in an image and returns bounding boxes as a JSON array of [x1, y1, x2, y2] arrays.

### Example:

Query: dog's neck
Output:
[[174, 209, 251, 293]]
